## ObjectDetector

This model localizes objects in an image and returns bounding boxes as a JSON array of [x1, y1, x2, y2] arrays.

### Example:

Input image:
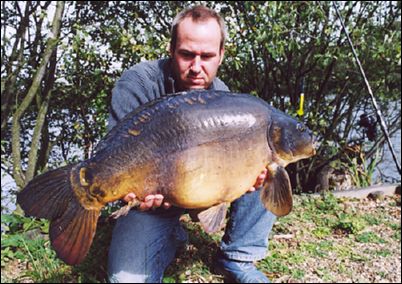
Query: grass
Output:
[[1, 192, 401, 283]]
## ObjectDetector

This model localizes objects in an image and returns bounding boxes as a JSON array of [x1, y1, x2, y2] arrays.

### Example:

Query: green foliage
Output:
[[314, 192, 342, 212], [312, 226, 332, 238], [259, 255, 291, 274], [292, 269, 305, 279], [355, 232, 386, 244], [363, 213, 384, 226], [341, 148, 380, 188], [1, 213, 66, 282], [390, 222, 401, 241], [335, 213, 367, 234], [1, 212, 113, 283]]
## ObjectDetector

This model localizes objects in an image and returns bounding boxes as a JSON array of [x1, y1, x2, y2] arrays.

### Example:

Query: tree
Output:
[[2, 2, 64, 188]]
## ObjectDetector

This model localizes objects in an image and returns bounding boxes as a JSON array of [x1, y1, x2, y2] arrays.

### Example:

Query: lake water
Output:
[[373, 127, 401, 183]]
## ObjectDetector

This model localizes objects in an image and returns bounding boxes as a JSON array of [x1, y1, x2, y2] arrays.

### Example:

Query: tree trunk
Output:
[[12, 1, 65, 188], [26, 48, 58, 181]]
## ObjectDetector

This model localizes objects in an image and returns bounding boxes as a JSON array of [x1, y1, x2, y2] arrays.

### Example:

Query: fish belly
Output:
[[167, 129, 270, 208]]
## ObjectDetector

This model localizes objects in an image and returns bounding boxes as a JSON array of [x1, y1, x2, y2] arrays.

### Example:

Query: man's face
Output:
[[170, 17, 224, 91]]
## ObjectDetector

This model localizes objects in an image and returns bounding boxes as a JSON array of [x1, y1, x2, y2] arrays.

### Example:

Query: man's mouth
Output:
[[187, 77, 204, 84], [188, 75, 204, 80]]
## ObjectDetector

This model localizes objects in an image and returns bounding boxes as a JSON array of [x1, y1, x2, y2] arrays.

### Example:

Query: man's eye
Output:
[[201, 55, 213, 60], [181, 52, 194, 59]]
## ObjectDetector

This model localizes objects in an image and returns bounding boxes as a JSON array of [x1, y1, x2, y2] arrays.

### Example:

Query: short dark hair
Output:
[[170, 5, 227, 52]]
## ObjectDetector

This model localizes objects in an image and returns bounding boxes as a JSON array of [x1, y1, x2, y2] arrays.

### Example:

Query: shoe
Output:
[[213, 255, 270, 283]]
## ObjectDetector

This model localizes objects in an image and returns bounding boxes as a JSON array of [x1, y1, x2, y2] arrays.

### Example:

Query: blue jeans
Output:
[[108, 190, 276, 283]]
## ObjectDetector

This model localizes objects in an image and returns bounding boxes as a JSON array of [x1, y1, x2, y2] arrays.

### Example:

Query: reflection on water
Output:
[[374, 126, 401, 183]]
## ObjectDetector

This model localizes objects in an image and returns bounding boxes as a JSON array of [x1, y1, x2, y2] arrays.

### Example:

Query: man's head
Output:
[[170, 5, 226, 91]]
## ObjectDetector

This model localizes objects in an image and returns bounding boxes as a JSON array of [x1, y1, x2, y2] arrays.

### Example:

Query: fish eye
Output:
[[296, 123, 305, 132]]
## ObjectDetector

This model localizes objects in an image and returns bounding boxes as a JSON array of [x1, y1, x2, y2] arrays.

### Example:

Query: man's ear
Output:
[[167, 42, 173, 57], [219, 48, 225, 65], [166, 42, 171, 53]]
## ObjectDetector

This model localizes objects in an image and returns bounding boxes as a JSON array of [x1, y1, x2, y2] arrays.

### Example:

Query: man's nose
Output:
[[190, 56, 202, 73]]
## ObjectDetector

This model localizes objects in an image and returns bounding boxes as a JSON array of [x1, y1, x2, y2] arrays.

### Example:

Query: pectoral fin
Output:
[[260, 166, 293, 217], [197, 203, 229, 233]]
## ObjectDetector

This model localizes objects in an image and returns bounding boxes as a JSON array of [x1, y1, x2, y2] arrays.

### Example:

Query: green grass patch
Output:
[[374, 249, 392, 257], [313, 193, 342, 213], [355, 232, 387, 244], [315, 267, 335, 282], [305, 240, 335, 258], [363, 213, 385, 226], [162, 276, 177, 283], [291, 268, 305, 279], [389, 222, 401, 240], [258, 255, 290, 274], [2, 194, 400, 283], [285, 251, 306, 264], [312, 226, 332, 238], [334, 213, 367, 234]]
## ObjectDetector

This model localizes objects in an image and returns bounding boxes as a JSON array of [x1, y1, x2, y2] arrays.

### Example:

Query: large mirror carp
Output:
[[17, 90, 316, 265]]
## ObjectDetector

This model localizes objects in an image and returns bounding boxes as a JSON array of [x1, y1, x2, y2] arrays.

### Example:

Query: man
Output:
[[107, 5, 276, 283]]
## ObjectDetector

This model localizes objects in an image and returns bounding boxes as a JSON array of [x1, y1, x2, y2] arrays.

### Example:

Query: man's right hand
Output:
[[123, 192, 171, 211]]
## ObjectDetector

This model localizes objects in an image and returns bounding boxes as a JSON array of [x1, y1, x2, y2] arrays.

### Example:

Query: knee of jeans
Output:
[[109, 270, 149, 283]]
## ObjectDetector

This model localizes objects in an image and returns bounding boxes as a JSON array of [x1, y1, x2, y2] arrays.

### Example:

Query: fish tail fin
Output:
[[17, 164, 100, 265], [17, 164, 76, 219], [50, 202, 99, 265], [260, 166, 293, 217]]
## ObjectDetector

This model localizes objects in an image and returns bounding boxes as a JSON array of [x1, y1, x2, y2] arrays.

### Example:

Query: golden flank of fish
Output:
[[17, 90, 316, 265]]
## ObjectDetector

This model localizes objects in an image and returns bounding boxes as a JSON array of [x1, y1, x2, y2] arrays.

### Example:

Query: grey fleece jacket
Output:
[[108, 58, 229, 130]]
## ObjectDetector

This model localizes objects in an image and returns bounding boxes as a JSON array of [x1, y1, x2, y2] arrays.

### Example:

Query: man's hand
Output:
[[247, 169, 268, 192], [123, 192, 171, 211], [121, 168, 267, 210]]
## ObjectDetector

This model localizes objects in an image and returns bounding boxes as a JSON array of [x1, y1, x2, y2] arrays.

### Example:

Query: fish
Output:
[[17, 90, 316, 265]]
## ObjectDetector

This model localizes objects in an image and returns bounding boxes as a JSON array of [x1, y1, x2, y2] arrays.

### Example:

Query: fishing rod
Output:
[[332, 1, 401, 175]]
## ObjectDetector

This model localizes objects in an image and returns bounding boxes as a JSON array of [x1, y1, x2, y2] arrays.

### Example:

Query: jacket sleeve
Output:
[[108, 64, 158, 130]]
